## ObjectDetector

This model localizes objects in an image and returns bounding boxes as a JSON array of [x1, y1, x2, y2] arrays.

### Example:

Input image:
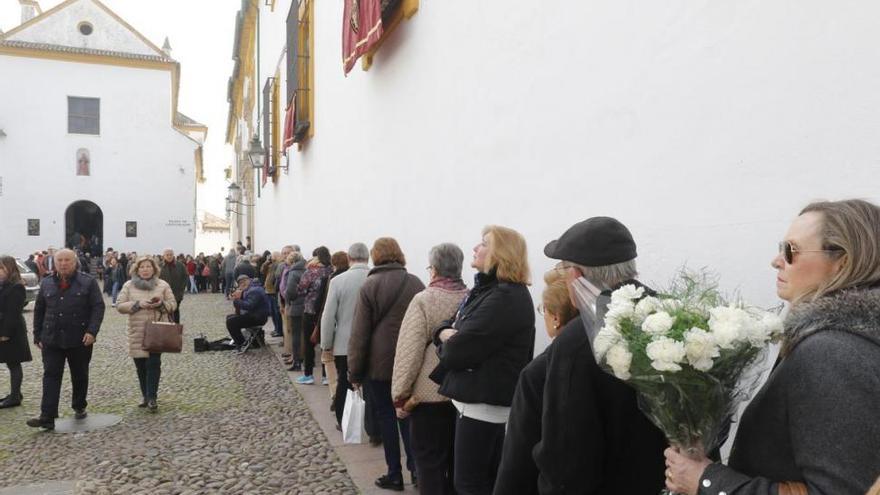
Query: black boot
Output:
[[374, 474, 404, 491], [0, 394, 22, 409]]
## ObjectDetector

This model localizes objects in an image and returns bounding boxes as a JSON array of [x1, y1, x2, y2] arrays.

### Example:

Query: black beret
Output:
[[544, 217, 637, 267]]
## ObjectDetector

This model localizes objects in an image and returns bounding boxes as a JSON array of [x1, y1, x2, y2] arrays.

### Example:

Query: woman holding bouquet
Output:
[[665, 199, 880, 495], [432, 225, 535, 495]]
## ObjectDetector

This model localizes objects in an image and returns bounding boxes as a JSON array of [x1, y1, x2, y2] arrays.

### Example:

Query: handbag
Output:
[[341, 389, 367, 444], [143, 311, 183, 353], [193, 333, 208, 352]]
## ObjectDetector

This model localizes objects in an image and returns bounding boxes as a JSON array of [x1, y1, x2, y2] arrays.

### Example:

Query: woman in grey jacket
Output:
[[665, 199, 880, 495]]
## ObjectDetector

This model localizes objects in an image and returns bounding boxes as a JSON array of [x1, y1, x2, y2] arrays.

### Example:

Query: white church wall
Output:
[[251, 2, 880, 353], [0, 55, 197, 257]]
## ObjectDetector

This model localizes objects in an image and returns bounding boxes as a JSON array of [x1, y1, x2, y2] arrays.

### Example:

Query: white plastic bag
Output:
[[341, 388, 367, 444]]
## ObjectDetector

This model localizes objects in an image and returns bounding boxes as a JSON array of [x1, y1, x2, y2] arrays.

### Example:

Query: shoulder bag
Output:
[[143, 311, 183, 353]]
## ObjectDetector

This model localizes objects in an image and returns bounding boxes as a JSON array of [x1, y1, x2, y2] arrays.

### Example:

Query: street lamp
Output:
[[247, 134, 266, 170], [225, 182, 252, 216], [247, 134, 266, 198]]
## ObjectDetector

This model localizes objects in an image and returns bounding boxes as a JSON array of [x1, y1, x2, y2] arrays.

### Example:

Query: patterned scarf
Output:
[[429, 277, 467, 292]]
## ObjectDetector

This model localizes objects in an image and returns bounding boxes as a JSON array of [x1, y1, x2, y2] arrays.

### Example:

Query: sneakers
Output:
[[147, 399, 158, 413], [74, 408, 88, 420], [26, 416, 55, 430], [295, 375, 315, 385], [321, 376, 329, 386], [374, 474, 404, 491]]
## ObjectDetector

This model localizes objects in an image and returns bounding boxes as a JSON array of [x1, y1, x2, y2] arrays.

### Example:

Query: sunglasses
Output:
[[778, 241, 842, 265]]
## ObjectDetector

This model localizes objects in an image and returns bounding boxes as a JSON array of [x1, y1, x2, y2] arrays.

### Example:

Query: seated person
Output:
[[226, 275, 270, 350]]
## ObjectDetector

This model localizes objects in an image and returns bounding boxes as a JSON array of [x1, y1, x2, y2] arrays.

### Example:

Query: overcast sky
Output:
[[0, 0, 239, 218]]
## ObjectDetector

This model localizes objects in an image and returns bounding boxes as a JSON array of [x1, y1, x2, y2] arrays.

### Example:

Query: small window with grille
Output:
[[68, 96, 100, 135]]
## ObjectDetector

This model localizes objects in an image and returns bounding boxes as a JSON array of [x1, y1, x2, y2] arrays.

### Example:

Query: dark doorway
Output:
[[65, 200, 103, 256]]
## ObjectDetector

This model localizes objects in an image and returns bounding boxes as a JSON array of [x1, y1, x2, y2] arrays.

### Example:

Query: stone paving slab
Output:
[[0, 481, 76, 495], [0, 292, 357, 494], [52, 414, 122, 434]]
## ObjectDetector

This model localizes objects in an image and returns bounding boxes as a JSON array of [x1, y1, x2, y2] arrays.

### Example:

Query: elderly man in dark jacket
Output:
[[159, 249, 188, 323], [494, 217, 667, 495], [226, 275, 270, 351], [27, 249, 105, 430]]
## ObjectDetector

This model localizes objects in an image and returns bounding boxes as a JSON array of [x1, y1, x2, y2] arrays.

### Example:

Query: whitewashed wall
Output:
[[252, 1, 880, 352], [0, 56, 198, 257]]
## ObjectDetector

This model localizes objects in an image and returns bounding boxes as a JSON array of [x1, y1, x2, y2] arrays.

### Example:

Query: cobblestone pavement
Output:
[[0, 291, 358, 494]]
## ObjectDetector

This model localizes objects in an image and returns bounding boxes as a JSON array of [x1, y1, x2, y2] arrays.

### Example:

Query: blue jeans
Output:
[[365, 379, 415, 478], [111, 281, 120, 304], [268, 294, 282, 334]]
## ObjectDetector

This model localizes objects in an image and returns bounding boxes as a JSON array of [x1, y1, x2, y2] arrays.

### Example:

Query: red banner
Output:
[[342, 0, 383, 75]]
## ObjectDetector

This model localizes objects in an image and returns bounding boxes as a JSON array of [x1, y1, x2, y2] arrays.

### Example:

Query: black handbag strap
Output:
[[373, 272, 410, 328]]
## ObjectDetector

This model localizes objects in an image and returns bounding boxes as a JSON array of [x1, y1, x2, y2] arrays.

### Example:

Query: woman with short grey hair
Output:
[[392, 243, 468, 494]]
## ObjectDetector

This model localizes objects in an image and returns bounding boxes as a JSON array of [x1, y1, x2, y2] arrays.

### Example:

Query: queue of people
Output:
[[2, 198, 879, 494], [253, 198, 880, 495]]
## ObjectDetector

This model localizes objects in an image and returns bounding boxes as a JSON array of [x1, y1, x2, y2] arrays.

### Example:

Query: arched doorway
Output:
[[65, 200, 103, 256]]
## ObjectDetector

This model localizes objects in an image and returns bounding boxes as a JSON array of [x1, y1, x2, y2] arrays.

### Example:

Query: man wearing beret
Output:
[[494, 217, 667, 494]]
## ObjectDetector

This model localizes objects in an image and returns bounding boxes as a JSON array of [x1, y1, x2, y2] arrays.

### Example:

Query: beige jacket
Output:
[[116, 277, 177, 358], [391, 286, 468, 405]]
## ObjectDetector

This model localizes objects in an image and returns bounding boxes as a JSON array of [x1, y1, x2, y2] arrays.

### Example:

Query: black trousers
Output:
[[226, 313, 268, 345], [290, 314, 303, 362], [453, 415, 506, 495], [41, 344, 93, 418], [333, 355, 350, 426], [172, 298, 182, 324], [134, 353, 162, 400], [302, 313, 317, 376], [365, 380, 415, 478], [411, 402, 457, 495]]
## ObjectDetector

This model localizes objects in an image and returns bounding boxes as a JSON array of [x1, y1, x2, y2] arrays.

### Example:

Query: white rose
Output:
[[684, 327, 720, 371], [611, 284, 645, 306], [642, 311, 675, 337], [633, 296, 662, 324], [604, 300, 635, 328], [605, 343, 633, 380], [760, 313, 784, 343], [646, 337, 687, 372], [708, 306, 749, 349], [593, 326, 622, 360]]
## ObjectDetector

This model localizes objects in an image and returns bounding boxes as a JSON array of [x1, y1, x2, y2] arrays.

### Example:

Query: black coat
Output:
[[495, 308, 666, 494], [431, 271, 535, 406], [159, 261, 188, 302], [0, 283, 32, 363], [33, 272, 105, 349], [699, 287, 880, 495]]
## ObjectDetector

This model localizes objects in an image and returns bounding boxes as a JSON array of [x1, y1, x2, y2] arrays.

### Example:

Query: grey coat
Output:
[[283, 260, 306, 316], [699, 286, 880, 495], [320, 263, 370, 356]]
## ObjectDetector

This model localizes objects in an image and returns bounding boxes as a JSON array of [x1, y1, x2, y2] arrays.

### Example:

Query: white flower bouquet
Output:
[[594, 272, 783, 476]]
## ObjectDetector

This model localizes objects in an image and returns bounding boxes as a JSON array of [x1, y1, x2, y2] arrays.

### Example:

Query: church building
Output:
[[0, 0, 206, 257]]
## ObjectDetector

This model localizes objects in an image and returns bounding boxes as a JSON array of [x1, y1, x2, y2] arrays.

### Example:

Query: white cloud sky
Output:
[[1, 0, 239, 217]]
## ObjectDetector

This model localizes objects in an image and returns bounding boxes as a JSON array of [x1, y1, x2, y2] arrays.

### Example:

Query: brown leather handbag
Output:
[[777, 481, 808, 495], [143, 312, 183, 353]]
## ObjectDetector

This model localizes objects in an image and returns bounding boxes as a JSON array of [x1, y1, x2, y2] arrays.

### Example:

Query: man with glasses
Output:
[[494, 217, 667, 495]]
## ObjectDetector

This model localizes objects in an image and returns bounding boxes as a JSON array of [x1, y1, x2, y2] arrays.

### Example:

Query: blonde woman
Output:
[[666, 199, 880, 495], [116, 256, 176, 412], [433, 225, 536, 494], [538, 269, 579, 340]]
